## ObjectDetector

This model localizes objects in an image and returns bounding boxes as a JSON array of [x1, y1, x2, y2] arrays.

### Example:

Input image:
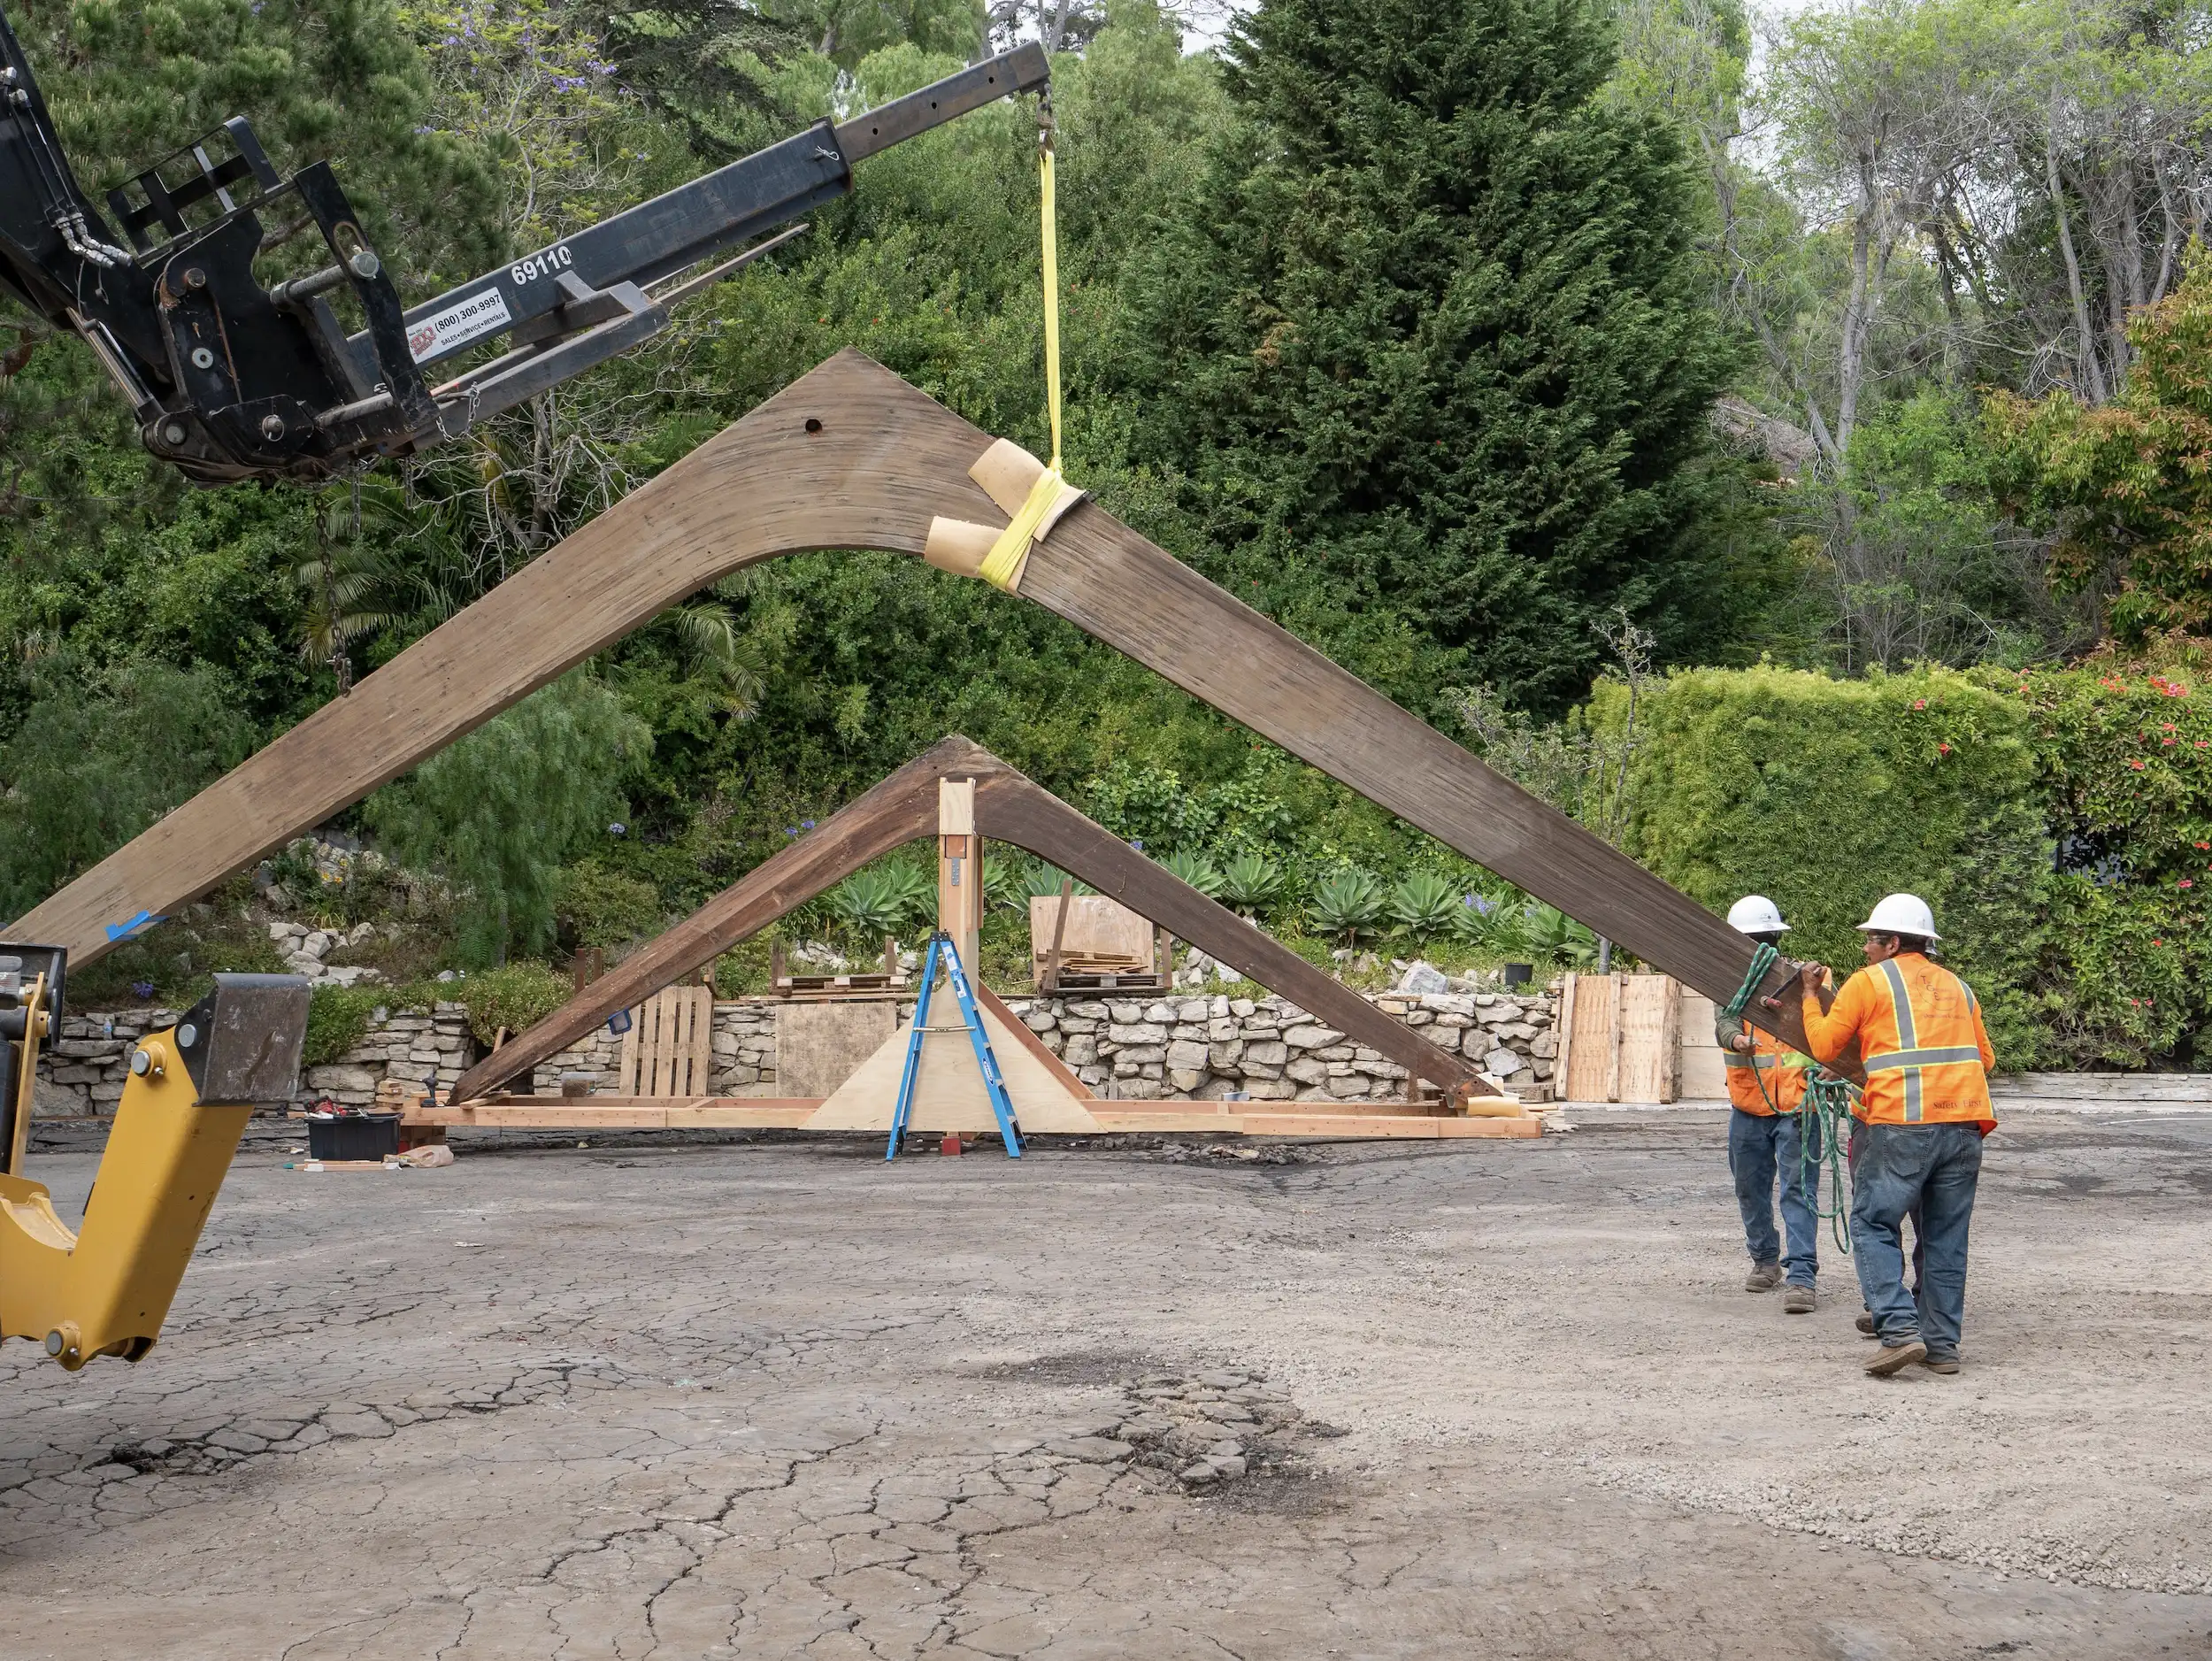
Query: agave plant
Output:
[[1020, 859, 1093, 900], [883, 862, 937, 928], [1219, 850, 1286, 917], [1450, 888, 1529, 956], [1162, 848, 1225, 897], [826, 867, 912, 940], [1521, 901, 1600, 969], [983, 855, 1027, 912], [1386, 870, 1460, 939], [1309, 868, 1385, 946]]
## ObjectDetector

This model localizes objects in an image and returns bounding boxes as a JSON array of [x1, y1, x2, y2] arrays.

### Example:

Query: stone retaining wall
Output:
[[36, 986, 1557, 1115], [27, 1004, 480, 1117], [1003, 988, 1556, 1102]]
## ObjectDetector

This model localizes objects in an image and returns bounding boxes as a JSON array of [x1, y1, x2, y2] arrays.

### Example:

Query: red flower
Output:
[[2180, 879, 2194, 889], [1912, 698, 1927, 710], [2164, 722, 2178, 731], [2194, 842, 2208, 850], [2153, 939, 2165, 947], [2165, 737, 2178, 746], [1938, 742, 1953, 755], [2131, 758, 2148, 770]]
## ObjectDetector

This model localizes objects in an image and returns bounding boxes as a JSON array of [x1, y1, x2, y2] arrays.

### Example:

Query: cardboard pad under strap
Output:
[[922, 439, 1087, 591]]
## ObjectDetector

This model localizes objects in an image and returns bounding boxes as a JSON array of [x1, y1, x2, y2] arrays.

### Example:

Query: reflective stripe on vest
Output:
[[1863, 1046, 1985, 1071], [1876, 959, 1918, 1119]]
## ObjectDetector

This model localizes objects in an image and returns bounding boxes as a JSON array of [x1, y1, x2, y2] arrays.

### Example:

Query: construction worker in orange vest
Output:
[[1717, 896, 1822, 1311], [1795, 894, 1995, 1378]]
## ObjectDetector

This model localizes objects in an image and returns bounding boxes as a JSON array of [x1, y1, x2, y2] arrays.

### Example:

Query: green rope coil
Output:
[[1724, 942, 1855, 1255]]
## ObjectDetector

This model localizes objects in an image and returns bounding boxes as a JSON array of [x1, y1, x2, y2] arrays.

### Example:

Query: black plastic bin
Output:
[[306, 1111, 401, 1162]]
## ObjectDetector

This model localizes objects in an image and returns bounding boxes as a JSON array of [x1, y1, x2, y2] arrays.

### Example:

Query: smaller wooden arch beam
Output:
[[451, 736, 1485, 1105]]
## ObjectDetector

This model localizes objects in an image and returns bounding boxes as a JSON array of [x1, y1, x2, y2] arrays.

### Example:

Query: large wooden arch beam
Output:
[[450, 734, 1485, 1103], [12, 349, 1807, 1049]]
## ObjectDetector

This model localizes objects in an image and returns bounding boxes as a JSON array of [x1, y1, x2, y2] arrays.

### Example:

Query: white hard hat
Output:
[[1726, 895, 1790, 935], [1856, 893, 1939, 941]]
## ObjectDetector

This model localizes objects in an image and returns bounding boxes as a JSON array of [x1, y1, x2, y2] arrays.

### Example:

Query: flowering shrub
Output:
[[1992, 638, 2212, 1065]]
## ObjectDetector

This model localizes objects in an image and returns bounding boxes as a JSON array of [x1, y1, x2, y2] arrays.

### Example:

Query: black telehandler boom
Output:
[[0, 8, 1048, 484]]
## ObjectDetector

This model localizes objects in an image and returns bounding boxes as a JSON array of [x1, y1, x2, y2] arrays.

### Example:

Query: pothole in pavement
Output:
[[972, 1354, 1348, 1512], [1050, 1137, 1314, 1165], [1116, 1366, 1346, 1503]]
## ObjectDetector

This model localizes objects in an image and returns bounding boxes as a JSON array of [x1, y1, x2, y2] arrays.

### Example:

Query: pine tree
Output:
[[1104, 0, 1767, 713], [365, 673, 651, 965]]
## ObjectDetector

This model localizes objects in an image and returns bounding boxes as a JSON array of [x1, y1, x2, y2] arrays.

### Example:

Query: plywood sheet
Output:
[[1562, 974, 1620, 1103], [1678, 988, 1729, 1101], [776, 999, 900, 1098], [1617, 975, 1679, 1103], [806, 1001, 1100, 1134]]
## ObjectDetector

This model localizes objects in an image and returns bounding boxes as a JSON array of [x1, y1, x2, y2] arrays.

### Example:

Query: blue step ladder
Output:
[[887, 931, 1024, 1160]]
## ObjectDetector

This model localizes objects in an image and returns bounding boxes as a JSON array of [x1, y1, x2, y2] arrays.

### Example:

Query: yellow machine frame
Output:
[[0, 958, 308, 1371]]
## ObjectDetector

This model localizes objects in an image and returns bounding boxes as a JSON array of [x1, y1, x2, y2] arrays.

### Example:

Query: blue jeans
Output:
[[1729, 1108, 1819, 1285], [1851, 1121, 1983, 1356]]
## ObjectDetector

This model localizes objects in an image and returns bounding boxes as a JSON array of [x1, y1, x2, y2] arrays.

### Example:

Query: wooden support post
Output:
[[571, 947, 604, 993], [1041, 876, 1072, 992], [938, 778, 981, 979]]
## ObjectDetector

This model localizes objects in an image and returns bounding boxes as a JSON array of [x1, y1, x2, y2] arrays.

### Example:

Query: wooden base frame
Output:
[[12, 350, 1816, 1059], [405, 1096, 1542, 1141]]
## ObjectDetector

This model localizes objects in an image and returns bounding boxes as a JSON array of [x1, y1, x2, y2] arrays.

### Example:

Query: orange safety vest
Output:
[[1724, 1019, 1809, 1116], [1801, 953, 1995, 1133]]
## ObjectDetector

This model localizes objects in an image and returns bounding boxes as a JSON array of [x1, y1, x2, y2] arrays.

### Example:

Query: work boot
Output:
[[1865, 1338, 1928, 1377], [1921, 1352, 1961, 1375], [1745, 1262, 1782, 1293], [1855, 1310, 1876, 1335], [1783, 1282, 1816, 1314]]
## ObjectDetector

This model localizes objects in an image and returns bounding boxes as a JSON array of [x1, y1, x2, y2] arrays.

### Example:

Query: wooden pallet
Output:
[[770, 938, 908, 999], [1039, 969, 1169, 993], [618, 985, 714, 1096], [772, 972, 908, 997]]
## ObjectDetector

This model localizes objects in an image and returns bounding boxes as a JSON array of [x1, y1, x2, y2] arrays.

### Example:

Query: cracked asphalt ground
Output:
[[4, 1111, 2210, 1660]]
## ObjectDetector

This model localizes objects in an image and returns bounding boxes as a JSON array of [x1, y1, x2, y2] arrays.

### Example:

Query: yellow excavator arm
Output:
[[1, 953, 309, 1371]]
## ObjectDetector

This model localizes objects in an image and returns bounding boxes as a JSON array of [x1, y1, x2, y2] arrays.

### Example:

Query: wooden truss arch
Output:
[[448, 735, 1487, 1105], [11, 350, 1810, 1053]]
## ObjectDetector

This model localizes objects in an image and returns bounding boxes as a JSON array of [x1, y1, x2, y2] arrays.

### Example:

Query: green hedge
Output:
[[1588, 664, 2050, 1066]]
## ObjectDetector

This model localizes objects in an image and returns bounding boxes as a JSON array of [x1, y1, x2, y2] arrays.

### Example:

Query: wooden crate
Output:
[[1029, 893, 1153, 987], [618, 985, 715, 1097]]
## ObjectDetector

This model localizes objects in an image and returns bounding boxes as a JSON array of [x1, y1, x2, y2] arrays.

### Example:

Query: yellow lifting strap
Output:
[[977, 120, 1068, 593]]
